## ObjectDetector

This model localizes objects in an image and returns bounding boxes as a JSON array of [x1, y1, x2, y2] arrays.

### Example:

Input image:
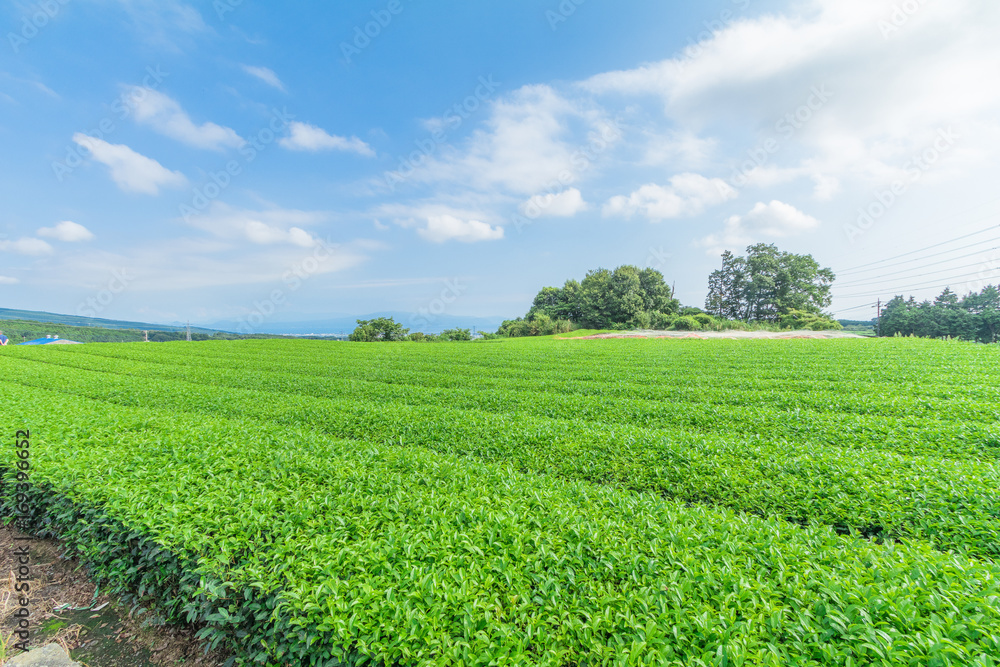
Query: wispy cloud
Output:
[[126, 87, 244, 150], [241, 65, 286, 92], [73, 134, 187, 195], [279, 122, 374, 156], [0, 237, 53, 256], [182, 202, 325, 247], [37, 220, 95, 242]]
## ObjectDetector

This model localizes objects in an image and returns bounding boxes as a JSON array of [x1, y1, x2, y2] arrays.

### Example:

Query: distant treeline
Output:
[[879, 286, 1000, 343], [0, 319, 277, 344]]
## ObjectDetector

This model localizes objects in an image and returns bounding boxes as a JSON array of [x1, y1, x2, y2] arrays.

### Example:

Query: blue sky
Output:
[[2, 0, 1000, 331]]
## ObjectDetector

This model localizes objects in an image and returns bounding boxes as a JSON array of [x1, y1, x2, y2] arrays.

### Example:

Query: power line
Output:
[[834, 196, 1000, 274], [837, 236, 1000, 278], [835, 301, 878, 314], [835, 249, 1000, 288], [835, 267, 1000, 299]]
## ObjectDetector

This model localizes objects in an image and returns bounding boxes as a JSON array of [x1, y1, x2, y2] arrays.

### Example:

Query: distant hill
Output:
[[209, 312, 506, 336], [0, 308, 220, 333]]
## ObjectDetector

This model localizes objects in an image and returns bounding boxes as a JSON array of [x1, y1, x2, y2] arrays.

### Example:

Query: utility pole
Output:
[[142, 330, 149, 342], [873, 298, 882, 337], [186, 321, 192, 342]]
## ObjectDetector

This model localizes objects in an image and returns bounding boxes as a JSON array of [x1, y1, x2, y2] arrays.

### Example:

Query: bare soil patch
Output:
[[564, 329, 865, 340], [0, 525, 229, 667]]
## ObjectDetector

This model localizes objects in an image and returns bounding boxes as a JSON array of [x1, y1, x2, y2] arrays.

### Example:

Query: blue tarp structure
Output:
[[19, 338, 83, 345]]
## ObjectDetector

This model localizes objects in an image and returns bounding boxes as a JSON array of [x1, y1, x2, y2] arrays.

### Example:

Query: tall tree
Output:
[[705, 244, 834, 322]]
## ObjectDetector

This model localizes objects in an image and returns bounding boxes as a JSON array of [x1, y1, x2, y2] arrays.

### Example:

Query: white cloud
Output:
[[241, 65, 286, 92], [583, 0, 1000, 193], [520, 188, 588, 219], [183, 202, 323, 247], [37, 220, 94, 242], [377, 202, 504, 243], [0, 276, 19, 285], [418, 215, 504, 243], [126, 88, 244, 150], [404, 85, 617, 196], [698, 200, 821, 254], [73, 134, 187, 195], [279, 122, 374, 156], [0, 237, 53, 256], [604, 173, 737, 221]]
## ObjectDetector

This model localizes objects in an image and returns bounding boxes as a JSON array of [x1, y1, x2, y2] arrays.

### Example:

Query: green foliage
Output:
[[439, 328, 472, 341], [669, 315, 702, 331], [779, 309, 843, 331], [4, 339, 1000, 664], [348, 317, 409, 342], [518, 265, 680, 334], [497, 315, 572, 338], [881, 285, 1000, 342], [706, 244, 835, 322], [692, 313, 714, 327]]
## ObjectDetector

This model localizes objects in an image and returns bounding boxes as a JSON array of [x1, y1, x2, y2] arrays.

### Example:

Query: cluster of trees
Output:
[[500, 265, 681, 336], [348, 317, 472, 342], [705, 244, 837, 325], [351, 246, 844, 343], [879, 286, 1000, 343]]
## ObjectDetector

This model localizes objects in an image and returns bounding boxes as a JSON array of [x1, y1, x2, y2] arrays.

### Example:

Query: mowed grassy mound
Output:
[[2, 337, 1000, 665]]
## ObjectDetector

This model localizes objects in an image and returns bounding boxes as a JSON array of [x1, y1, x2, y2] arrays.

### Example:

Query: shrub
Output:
[[669, 316, 702, 331], [693, 313, 714, 327], [649, 311, 676, 330]]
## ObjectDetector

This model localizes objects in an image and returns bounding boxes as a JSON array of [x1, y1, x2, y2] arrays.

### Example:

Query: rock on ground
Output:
[[4, 643, 79, 667]]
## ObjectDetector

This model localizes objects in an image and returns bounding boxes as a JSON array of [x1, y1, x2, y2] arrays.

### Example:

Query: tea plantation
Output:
[[2, 338, 999, 665]]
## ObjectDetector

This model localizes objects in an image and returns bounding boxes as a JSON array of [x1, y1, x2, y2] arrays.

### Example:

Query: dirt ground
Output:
[[0, 525, 230, 667], [565, 329, 866, 340]]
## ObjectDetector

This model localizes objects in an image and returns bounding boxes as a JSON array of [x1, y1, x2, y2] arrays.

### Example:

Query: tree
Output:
[[705, 244, 834, 322], [440, 328, 472, 341], [349, 317, 409, 342]]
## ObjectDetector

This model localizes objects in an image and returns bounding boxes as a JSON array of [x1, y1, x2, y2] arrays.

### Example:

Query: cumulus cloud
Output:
[[698, 200, 821, 254], [584, 0, 1000, 192], [183, 203, 324, 247], [279, 122, 374, 156], [0, 237, 53, 256], [403, 85, 618, 196], [37, 220, 94, 242], [519, 188, 588, 219], [73, 134, 187, 194], [126, 87, 244, 150], [241, 65, 285, 91], [604, 173, 737, 221], [418, 215, 504, 243], [376, 203, 504, 243]]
